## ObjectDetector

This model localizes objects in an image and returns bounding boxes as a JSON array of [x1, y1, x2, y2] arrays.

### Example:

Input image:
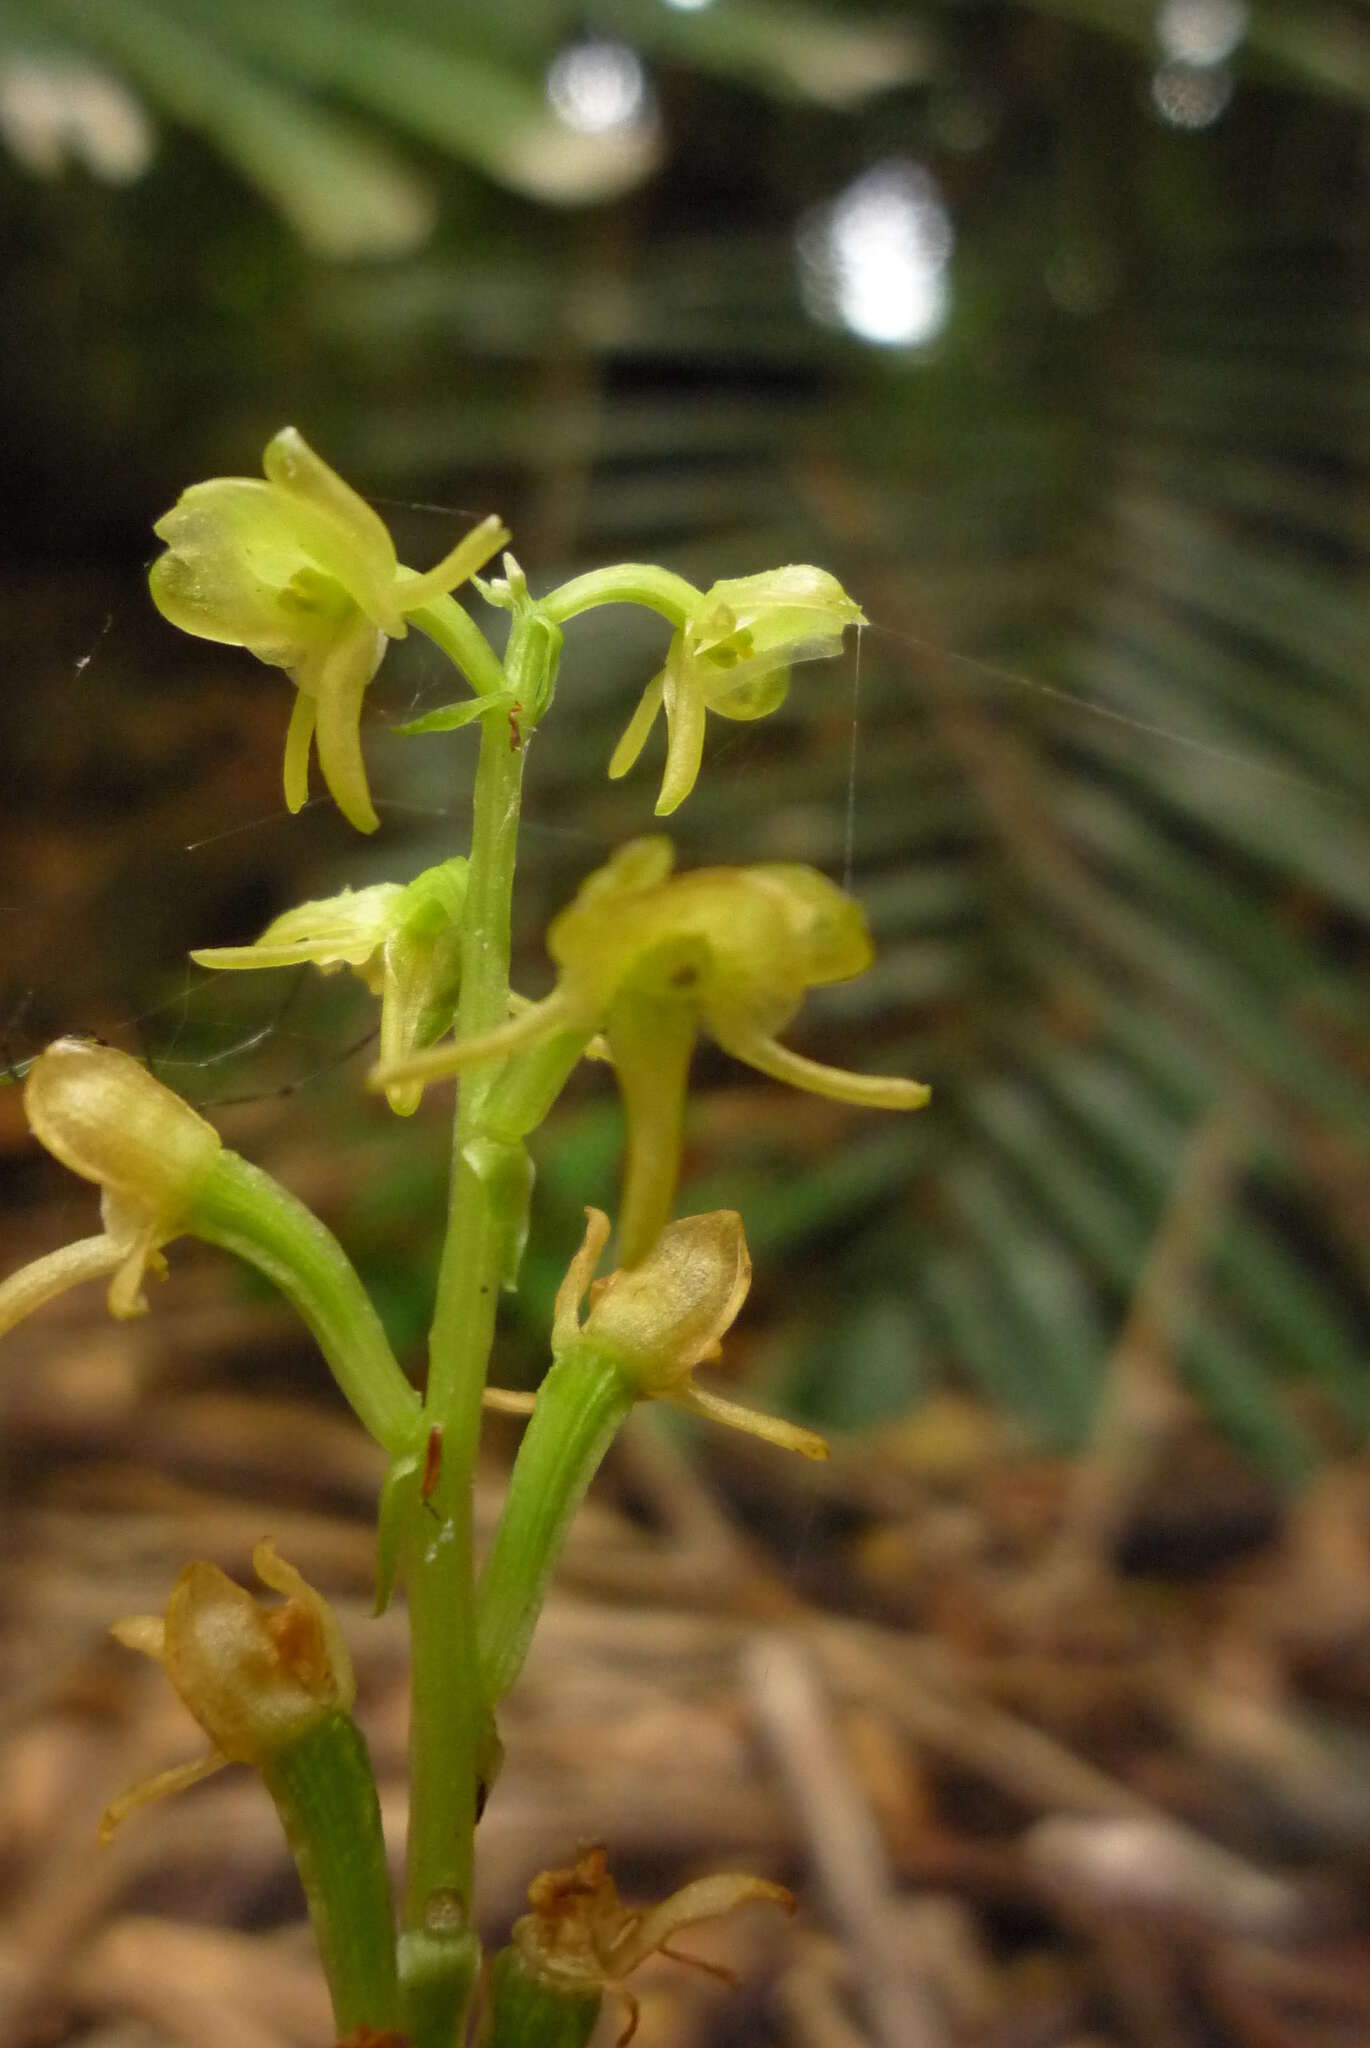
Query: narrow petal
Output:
[[283, 690, 316, 815], [396, 513, 511, 613], [252, 1539, 355, 1711], [0, 1234, 123, 1339], [369, 989, 580, 1096], [107, 1236, 166, 1320], [309, 616, 385, 834], [674, 1381, 829, 1460], [99, 1749, 228, 1843], [714, 1024, 930, 1111], [608, 670, 666, 780], [110, 1614, 167, 1660], [552, 1207, 612, 1350], [483, 1386, 538, 1415], [655, 663, 708, 817], [607, 1872, 794, 1978]]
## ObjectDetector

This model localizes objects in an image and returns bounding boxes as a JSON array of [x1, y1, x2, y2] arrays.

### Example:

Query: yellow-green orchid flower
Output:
[[373, 837, 928, 1263], [547, 1204, 828, 1458], [150, 427, 509, 833], [0, 1038, 222, 1335], [609, 565, 865, 815], [102, 1541, 354, 1839], [191, 857, 468, 1115]]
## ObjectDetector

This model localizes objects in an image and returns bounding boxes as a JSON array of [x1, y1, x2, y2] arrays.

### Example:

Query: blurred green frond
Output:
[[0, 0, 920, 249]]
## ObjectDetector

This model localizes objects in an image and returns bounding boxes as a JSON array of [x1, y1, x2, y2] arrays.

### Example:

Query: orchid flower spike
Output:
[[609, 565, 865, 814], [192, 857, 468, 1114], [0, 1038, 222, 1338], [510, 1843, 794, 2048], [552, 1204, 828, 1458], [101, 1541, 354, 1839], [150, 427, 509, 833], [373, 837, 928, 1264]]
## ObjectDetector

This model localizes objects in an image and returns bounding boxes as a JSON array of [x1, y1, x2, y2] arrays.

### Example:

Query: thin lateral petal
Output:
[[608, 1873, 794, 1978], [370, 989, 580, 1095], [283, 690, 316, 814], [675, 1382, 829, 1460], [716, 1025, 930, 1110], [397, 513, 511, 612], [107, 1236, 165, 1320], [552, 1206, 612, 1348], [0, 1234, 123, 1338], [483, 1386, 538, 1415], [98, 1750, 228, 1844], [608, 670, 666, 780], [110, 1615, 167, 1660]]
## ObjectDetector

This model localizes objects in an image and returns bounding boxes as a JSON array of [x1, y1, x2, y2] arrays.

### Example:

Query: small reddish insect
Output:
[[421, 1425, 443, 1502], [507, 700, 523, 752]]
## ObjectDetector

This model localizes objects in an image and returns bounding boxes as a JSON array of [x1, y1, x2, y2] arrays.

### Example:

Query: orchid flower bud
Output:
[[0, 1038, 221, 1333], [101, 1541, 355, 1838], [191, 857, 468, 1113], [372, 839, 927, 1264], [553, 1206, 827, 1458], [150, 427, 508, 832], [609, 565, 865, 814]]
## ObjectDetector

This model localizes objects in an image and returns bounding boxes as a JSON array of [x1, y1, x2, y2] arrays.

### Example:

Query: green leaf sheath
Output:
[[477, 1346, 636, 1708], [186, 1150, 419, 1454], [485, 1948, 602, 2048], [260, 1712, 400, 2033]]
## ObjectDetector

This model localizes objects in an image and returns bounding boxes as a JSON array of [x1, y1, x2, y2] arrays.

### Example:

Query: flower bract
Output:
[[192, 857, 468, 1114], [0, 1038, 222, 1336], [609, 565, 865, 814], [372, 837, 928, 1263], [150, 427, 508, 833]]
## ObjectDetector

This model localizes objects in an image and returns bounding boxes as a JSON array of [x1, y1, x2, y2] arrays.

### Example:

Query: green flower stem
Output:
[[477, 1345, 635, 1707], [400, 607, 546, 1962], [398, 1925, 483, 2048], [409, 592, 509, 699], [260, 1710, 399, 2034], [539, 563, 701, 628], [187, 1150, 419, 1454], [485, 1948, 601, 2048]]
